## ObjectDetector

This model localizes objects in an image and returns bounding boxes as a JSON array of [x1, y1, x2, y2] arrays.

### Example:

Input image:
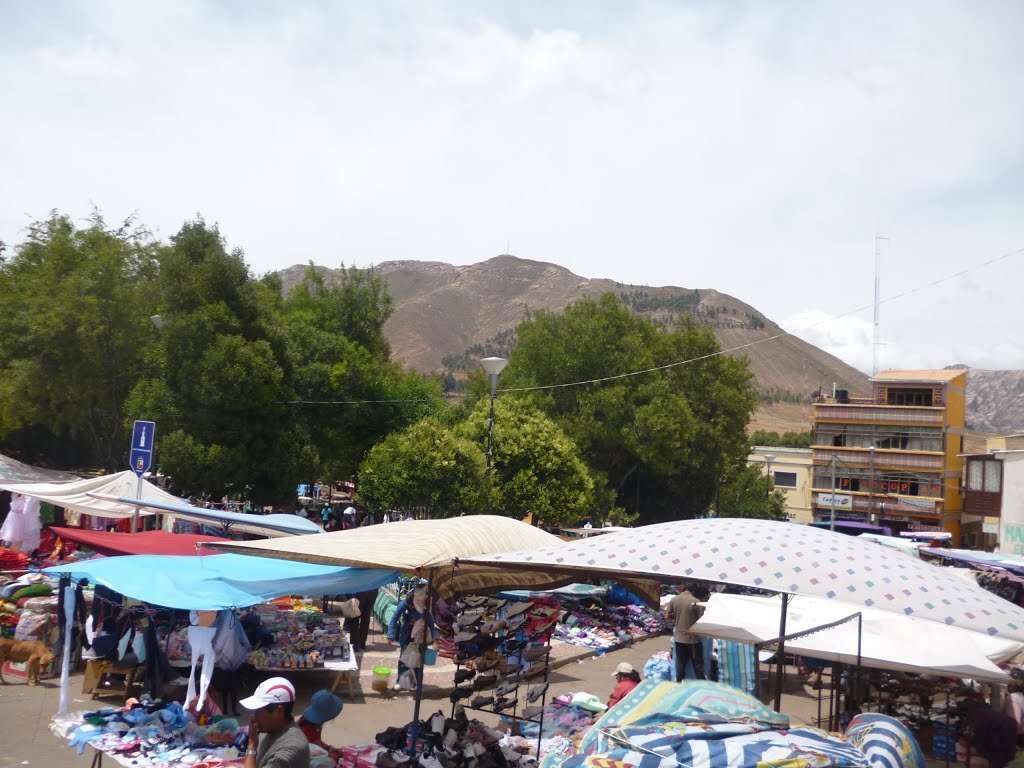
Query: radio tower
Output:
[[872, 234, 889, 376]]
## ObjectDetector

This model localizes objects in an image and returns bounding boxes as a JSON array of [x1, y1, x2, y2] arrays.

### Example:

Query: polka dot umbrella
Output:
[[462, 517, 1024, 642]]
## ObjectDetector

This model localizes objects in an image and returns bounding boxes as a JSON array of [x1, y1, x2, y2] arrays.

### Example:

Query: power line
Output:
[[279, 398, 434, 405], [500, 243, 1024, 395]]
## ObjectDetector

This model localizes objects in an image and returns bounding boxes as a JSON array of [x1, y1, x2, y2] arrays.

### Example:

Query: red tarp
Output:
[[48, 527, 228, 557]]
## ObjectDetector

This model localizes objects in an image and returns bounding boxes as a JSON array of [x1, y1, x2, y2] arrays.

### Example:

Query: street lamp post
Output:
[[763, 454, 776, 506], [480, 357, 508, 472]]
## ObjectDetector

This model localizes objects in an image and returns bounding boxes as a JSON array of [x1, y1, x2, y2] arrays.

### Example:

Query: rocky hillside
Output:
[[277, 257, 1024, 434], [957, 367, 1024, 433], [278, 256, 870, 401]]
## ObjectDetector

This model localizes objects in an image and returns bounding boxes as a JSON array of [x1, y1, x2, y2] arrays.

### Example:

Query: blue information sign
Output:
[[130, 420, 156, 478]]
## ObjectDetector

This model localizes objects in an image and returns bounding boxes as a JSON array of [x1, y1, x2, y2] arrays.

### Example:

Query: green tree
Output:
[[456, 396, 597, 526], [750, 429, 813, 448], [357, 418, 489, 515], [502, 294, 757, 523], [714, 464, 788, 520], [124, 218, 304, 504], [0, 212, 160, 468], [280, 263, 444, 482]]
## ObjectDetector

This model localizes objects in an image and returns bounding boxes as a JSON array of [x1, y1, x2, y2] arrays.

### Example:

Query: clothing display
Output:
[[183, 623, 216, 711], [552, 602, 667, 649], [0, 493, 40, 553]]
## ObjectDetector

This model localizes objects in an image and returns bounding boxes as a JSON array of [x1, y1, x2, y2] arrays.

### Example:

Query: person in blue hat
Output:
[[296, 689, 343, 760]]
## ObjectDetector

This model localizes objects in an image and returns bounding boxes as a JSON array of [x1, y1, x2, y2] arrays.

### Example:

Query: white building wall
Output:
[[998, 452, 1024, 555]]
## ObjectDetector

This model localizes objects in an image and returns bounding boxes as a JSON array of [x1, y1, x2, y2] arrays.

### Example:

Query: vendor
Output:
[[387, 579, 435, 691], [608, 662, 641, 707], [296, 690, 343, 760], [240, 676, 310, 768]]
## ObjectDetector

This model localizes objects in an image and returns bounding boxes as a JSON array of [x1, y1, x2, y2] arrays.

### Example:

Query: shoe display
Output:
[[493, 697, 516, 712], [526, 683, 548, 702], [495, 679, 518, 697], [504, 601, 533, 618], [523, 664, 548, 679], [469, 695, 494, 709], [449, 686, 473, 701], [503, 662, 522, 675], [503, 638, 526, 655], [472, 672, 497, 690], [522, 646, 548, 661], [472, 656, 501, 672], [454, 629, 479, 643], [521, 705, 543, 720], [454, 669, 476, 685]]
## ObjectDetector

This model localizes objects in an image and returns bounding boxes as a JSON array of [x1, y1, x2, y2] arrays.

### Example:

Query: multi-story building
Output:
[[962, 434, 1024, 553], [810, 369, 966, 540], [748, 447, 814, 524]]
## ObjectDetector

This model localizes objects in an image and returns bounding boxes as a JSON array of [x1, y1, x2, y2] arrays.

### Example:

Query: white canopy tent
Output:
[[0, 453, 80, 483], [94, 495, 323, 537], [0, 470, 182, 520], [693, 593, 1022, 683]]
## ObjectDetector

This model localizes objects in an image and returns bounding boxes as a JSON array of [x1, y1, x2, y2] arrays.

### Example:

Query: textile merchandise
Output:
[[553, 603, 667, 650], [541, 680, 927, 768], [515, 697, 603, 744], [845, 714, 927, 768]]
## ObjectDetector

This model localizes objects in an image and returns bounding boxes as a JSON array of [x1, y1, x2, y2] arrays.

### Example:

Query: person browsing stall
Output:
[[608, 662, 641, 707], [296, 690, 343, 760], [240, 676, 310, 768], [665, 586, 705, 681]]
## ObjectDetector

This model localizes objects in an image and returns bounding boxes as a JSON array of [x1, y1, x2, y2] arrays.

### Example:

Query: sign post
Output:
[[129, 420, 156, 534]]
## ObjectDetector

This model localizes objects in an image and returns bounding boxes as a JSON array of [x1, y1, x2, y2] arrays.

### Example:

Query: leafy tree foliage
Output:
[[714, 464, 788, 521], [456, 397, 597, 526], [750, 429, 813, 448], [357, 418, 490, 515], [501, 294, 757, 524], [0, 212, 160, 468]]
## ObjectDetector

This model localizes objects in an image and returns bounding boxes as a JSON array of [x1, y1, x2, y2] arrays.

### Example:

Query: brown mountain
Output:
[[955, 366, 1024, 434], [278, 255, 870, 405]]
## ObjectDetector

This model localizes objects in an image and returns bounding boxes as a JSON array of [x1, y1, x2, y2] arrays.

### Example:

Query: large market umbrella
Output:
[[461, 517, 1024, 643]]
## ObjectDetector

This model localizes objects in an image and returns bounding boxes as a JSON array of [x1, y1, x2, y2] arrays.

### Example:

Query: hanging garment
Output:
[[20, 495, 42, 553], [183, 611, 218, 711], [0, 493, 26, 548]]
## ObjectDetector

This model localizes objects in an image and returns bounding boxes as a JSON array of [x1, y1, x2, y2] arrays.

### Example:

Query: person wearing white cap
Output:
[[240, 676, 310, 767], [608, 661, 641, 708]]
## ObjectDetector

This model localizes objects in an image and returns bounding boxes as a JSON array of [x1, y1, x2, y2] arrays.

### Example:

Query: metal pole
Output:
[[131, 474, 143, 533], [830, 454, 837, 531], [773, 593, 788, 712], [868, 446, 876, 524], [485, 382, 496, 471]]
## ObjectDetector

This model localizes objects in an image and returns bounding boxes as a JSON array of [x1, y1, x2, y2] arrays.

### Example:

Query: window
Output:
[[886, 387, 934, 406], [773, 471, 797, 488], [967, 459, 1002, 493]]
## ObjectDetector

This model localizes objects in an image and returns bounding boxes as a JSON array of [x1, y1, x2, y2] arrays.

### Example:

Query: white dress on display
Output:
[[0, 493, 27, 549], [19, 495, 42, 553]]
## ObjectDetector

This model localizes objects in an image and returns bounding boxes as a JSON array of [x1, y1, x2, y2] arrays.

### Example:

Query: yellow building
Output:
[[749, 446, 814, 524], [810, 369, 966, 540]]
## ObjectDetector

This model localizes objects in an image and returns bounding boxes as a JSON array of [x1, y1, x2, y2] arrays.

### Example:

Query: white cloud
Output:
[[1, 1, 1022, 372]]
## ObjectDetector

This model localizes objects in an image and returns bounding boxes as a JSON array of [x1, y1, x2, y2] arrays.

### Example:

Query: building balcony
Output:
[[812, 447, 944, 473], [814, 403, 945, 426]]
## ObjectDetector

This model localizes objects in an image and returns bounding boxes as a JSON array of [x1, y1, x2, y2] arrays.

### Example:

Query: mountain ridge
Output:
[[276, 257, 1024, 435]]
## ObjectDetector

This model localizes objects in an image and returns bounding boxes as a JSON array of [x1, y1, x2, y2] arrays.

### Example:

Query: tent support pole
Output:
[[773, 593, 788, 712], [132, 474, 143, 533], [407, 570, 433, 758]]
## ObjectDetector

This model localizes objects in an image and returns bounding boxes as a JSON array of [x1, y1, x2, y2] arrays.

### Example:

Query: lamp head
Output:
[[480, 357, 508, 377]]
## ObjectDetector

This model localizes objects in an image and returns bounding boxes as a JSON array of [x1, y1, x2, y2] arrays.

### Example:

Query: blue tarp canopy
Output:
[[43, 554, 397, 610]]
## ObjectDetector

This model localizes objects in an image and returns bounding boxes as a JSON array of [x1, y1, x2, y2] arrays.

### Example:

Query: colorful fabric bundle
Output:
[[541, 681, 910, 768]]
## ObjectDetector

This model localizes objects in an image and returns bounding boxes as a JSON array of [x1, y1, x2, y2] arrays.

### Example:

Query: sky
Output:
[[2, 1, 1022, 373]]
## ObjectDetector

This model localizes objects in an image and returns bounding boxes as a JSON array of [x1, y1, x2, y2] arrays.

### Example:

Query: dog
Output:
[[0, 637, 55, 686]]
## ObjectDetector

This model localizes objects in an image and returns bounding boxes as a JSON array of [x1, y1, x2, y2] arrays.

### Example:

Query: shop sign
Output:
[[817, 493, 852, 509], [983, 522, 999, 534], [896, 497, 936, 510]]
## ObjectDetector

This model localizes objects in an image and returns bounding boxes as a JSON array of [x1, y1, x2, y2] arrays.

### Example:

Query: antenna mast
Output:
[[873, 234, 889, 376]]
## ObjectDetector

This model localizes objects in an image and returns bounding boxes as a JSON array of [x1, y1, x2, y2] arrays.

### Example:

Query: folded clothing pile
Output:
[[554, 602, 667, 649], [514, 695, 603, 743]]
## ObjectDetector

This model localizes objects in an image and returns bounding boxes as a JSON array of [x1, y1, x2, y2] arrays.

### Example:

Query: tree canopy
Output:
[[500, 294, 758, 524]]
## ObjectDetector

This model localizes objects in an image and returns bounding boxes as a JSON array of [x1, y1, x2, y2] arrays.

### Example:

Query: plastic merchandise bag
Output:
[[400, 644, 422, 669], [397, 669, 418, 690], [213, 611, 252, 671]]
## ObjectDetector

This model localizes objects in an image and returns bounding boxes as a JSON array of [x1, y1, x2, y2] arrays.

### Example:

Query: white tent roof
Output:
[[694, 593, 1021, 683], [100, 495, 323, 537], [0, 470, 181, 520], [207, 515, 565, 571], [463, 517, 1024, 642], [0, 453, 80, 483]]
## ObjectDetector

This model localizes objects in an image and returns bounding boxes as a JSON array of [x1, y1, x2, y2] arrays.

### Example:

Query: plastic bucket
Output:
[[424, 646, 439, 666], [371, 666, 392, 693]]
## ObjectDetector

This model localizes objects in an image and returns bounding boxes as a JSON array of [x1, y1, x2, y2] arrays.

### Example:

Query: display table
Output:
[[325, 649, 359, 697]]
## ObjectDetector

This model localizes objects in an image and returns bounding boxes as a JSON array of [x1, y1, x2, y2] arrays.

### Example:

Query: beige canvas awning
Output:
[[205, 515, 661, 600], [0, 470, 182, 520], [205, 515, 562, 570]]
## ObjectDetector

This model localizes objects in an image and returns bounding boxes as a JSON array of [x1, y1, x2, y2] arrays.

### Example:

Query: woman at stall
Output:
[[608, 662, 641, 708], [387, 579, 435, 691], [296, 690, 343, 760]]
